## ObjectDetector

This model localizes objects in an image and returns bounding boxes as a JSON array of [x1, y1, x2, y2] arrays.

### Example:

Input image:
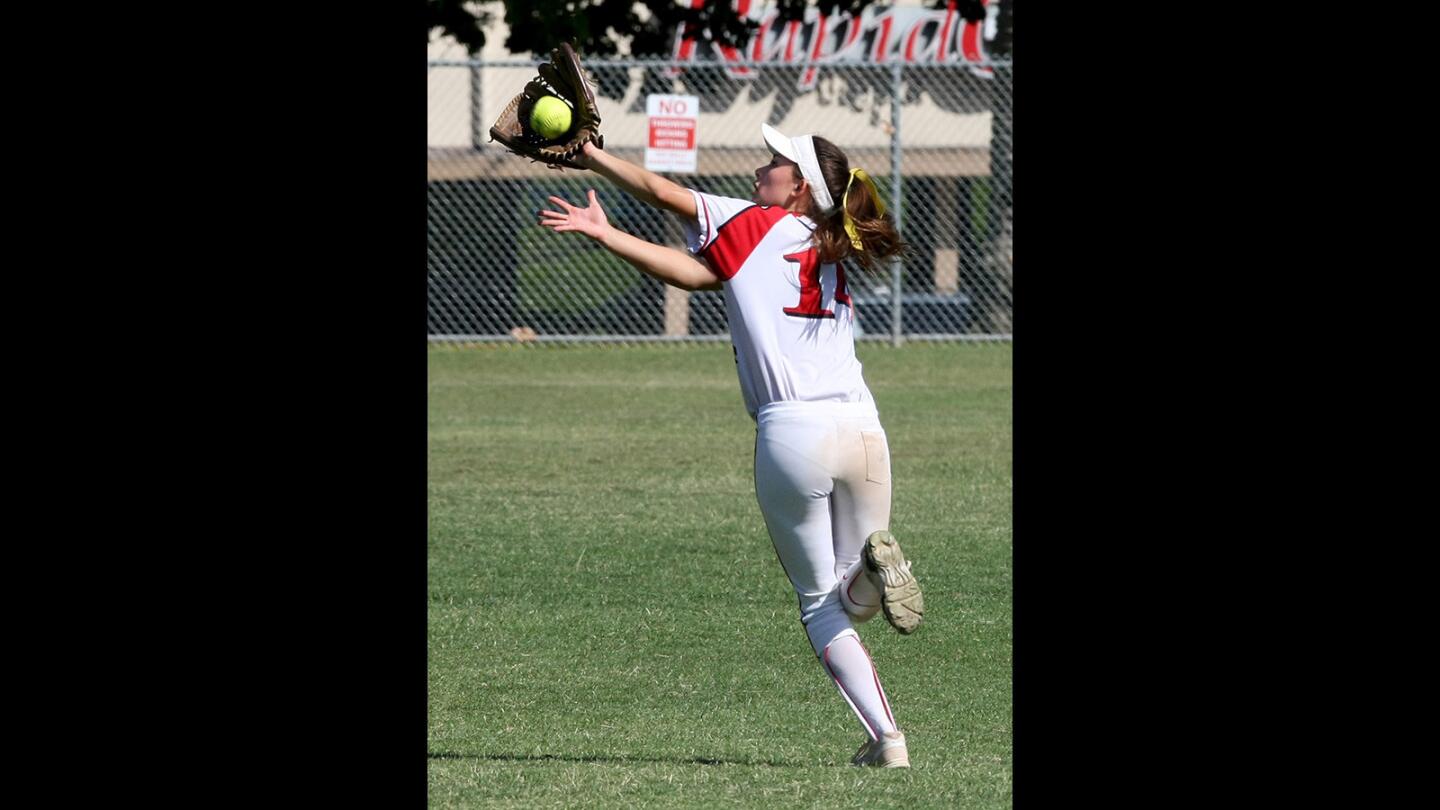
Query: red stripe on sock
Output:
[[824, 643, 878, 740], [871, 667, 895, 728], [859, 639, 897, 728]]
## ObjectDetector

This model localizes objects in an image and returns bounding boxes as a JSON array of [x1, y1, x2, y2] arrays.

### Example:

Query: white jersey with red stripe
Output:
[[684, 190, 875, 420]]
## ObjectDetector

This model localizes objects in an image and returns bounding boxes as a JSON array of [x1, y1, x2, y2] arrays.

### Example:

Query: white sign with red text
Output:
[[644, 94, 700, 174]]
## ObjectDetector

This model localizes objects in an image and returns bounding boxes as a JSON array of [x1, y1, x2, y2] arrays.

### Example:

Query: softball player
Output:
[[539, 126, 924, 768]]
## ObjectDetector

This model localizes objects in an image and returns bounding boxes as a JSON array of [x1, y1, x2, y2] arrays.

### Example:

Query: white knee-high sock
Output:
[[821, 628, 898, 740]]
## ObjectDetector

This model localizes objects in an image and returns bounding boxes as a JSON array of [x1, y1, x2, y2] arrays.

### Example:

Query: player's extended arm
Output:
[[578, 142, 698, 220], [540, 190, 721, 292]]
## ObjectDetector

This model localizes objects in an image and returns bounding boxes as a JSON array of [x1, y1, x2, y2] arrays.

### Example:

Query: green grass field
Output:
[[428, 343, 1012, 807]]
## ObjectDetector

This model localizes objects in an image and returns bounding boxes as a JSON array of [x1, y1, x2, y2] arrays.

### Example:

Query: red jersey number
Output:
[[782, 251, 851, 319]]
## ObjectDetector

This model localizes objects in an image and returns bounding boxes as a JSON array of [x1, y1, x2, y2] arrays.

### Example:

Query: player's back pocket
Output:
[[861, 430, 890, 485]]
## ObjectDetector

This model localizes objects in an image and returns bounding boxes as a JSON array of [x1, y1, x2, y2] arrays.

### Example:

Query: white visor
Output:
[[761, 123, 835, 213]]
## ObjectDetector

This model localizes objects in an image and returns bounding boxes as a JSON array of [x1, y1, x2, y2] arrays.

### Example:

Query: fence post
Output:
[[470, 60, 484, 151], [889, 62, 904, 348]]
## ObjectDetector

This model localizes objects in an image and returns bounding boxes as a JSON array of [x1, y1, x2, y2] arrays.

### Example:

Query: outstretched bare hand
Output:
[[538, 189, 611, 242]]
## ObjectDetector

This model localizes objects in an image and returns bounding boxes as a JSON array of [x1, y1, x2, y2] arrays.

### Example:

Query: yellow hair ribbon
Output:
[[841, 168, 887, 251]]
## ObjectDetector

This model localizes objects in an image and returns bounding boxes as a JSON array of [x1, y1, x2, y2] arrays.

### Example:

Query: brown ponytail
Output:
[[808, 136, 910, 273]]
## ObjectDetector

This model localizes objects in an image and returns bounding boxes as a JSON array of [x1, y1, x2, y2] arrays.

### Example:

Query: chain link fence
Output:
[[428, 57, 1011, 345]]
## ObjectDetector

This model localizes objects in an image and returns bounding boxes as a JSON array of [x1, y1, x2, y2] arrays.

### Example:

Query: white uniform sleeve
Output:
[[682, 190, 759, 255]]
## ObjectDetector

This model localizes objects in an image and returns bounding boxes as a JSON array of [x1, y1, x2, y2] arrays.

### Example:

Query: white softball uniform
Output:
[[685, 191, 874, 420], [684, 190, 899, 741]]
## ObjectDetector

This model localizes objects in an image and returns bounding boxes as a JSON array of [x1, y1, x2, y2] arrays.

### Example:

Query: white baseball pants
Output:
[[754, 400, 898, 740]]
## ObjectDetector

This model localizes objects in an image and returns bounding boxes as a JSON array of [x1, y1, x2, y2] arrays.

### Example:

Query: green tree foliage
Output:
[[426, 1, 494, 54]]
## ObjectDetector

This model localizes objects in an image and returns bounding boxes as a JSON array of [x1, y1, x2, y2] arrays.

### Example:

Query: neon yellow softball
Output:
[[530, 96, 573, 140]]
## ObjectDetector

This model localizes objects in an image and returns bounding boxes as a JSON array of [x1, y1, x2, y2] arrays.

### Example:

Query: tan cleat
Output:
[[852, 730, 910, 768], [863, 530, 924, 634]]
